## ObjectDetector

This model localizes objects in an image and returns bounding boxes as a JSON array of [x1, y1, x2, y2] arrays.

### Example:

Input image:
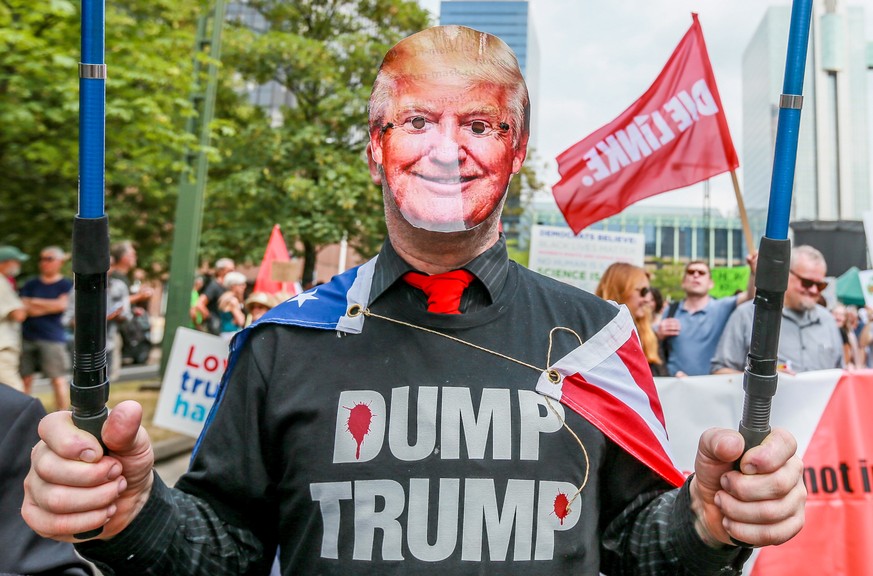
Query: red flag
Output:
[[254, 224, 298, 296], [552, 14, 738, 234]]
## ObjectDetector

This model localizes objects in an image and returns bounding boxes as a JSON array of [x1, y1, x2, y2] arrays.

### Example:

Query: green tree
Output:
[[0, 0, 80, 267], [202, 0, 431, 284], [0, 0, 226, 276], [649, 258, 686, 302]]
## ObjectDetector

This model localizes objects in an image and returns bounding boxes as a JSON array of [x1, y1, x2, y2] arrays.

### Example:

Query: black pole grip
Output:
[[738, 236, 790, 453], [732, 237, 790, 548], [71, 215, 111, 539]]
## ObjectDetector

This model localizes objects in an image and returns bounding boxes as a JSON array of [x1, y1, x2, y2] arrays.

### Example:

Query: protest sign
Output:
[[154, 327, 229, 438], [528, 225, 644, 293]]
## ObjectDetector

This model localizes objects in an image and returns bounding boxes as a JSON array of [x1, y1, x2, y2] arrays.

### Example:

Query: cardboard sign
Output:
[[271, 260, 296, 282], [528, 225, 645, 293], [153, 327, 229, 438]]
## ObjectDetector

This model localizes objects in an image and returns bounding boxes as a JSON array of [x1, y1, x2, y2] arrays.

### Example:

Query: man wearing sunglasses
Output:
[[657, 257, 756, 377], [712, 245, 843, 374]]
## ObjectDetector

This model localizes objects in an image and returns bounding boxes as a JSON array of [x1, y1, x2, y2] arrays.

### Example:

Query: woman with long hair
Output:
[[595, 262, 665, 376]]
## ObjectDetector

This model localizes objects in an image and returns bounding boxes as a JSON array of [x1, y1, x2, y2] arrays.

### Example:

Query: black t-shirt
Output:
[[177, 261, 668, 574]]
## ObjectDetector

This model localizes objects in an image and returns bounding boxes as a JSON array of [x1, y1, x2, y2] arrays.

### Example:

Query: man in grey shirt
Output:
[[711, 245, 843, 374]]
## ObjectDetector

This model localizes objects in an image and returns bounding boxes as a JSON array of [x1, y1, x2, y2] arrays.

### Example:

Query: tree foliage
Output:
[[0, 0, 223, 275], [1, 1, 557, 285], [649, 259, 686, 302], [202, 0, 430, 284]]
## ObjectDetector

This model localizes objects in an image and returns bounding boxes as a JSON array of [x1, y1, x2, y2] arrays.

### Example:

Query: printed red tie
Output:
[[402, 269, 475, 314]]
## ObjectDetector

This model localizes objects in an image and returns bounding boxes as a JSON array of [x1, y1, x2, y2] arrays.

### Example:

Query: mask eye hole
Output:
[[410, 116, 426, 130], [470, 120, 488, 134]]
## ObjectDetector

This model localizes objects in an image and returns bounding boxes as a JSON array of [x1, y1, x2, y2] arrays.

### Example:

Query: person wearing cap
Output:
[[24, 26, 804, 575], [20, 246, 74, 410], [0, 246, 28, 391], [244, 291, 277, 325]]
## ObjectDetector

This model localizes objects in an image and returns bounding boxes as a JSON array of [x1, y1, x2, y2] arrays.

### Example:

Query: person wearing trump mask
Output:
[[23, 26, 804, 576]]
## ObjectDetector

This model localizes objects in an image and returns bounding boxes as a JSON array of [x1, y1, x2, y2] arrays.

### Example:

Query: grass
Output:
[[35, 379, 181, 444]]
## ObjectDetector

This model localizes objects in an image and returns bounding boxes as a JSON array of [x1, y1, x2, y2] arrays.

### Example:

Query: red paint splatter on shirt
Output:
[[553, 492, 570, 525], [346, 403, 373, 460]]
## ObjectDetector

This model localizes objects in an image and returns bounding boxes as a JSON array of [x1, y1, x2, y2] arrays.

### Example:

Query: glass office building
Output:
[[742, 1, 871, 222], [526, 201, 762, 268]]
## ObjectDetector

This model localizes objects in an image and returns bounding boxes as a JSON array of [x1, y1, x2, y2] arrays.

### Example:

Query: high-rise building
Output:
[[742, 1, 871, 227], [439, 0, 540, 240]]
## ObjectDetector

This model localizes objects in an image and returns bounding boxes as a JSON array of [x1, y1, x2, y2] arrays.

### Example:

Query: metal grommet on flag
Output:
[[547, 369, 562, 384], [347, 304, 363, 318]]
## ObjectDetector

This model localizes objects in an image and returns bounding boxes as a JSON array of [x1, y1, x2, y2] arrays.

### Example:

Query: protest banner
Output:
[[552, 14, 738, 234], [656, 370, 873, 575], [709, 265, 750, 298]]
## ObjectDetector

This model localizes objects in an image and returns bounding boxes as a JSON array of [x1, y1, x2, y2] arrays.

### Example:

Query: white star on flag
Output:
[[290, 289, 319, 308]]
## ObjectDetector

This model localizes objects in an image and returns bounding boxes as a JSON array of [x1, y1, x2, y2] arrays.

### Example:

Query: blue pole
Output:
[[72, 0, 110, 539], [79, 0, 105, 218], [738, 0, 813, 458], [764, 0, 814, 240]]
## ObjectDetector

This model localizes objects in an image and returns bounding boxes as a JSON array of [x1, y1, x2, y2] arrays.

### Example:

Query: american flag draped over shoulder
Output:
[[537, 305, 686, 487]]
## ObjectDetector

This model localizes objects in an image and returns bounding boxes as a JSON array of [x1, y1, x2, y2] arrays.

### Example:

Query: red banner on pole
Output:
[[750, 370, 873, 576], [253, 224, 297, 296], [552, 14, 738, 234]]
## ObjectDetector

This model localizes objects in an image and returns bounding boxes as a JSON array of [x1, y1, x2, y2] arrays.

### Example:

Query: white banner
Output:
[[527, 225, 645, 293], [656, 369, 873, 575], [153, 327, 229, 438]]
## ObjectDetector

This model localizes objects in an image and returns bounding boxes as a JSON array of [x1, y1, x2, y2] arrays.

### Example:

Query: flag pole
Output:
[[71, 0, 110, 539], [738, 0, 812, 456], [730, 170, 755, 255]]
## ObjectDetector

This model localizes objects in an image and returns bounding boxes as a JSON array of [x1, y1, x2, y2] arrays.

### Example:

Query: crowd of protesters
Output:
[[596, 244, 865, 379], [0, 238, 864, 576], [2, 240, 870, 412], [0, 243, 284, 410]]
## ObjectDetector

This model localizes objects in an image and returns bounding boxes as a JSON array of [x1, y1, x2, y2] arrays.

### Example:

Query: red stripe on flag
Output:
[[560, 330, 685, 486], [613, 328, 669, 430], [560, 371, 686, 487]]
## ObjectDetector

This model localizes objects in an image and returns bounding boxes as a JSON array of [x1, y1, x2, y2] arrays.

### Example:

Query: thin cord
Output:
[[545, 396, 590, 514], [360, 307, 544, 373]]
